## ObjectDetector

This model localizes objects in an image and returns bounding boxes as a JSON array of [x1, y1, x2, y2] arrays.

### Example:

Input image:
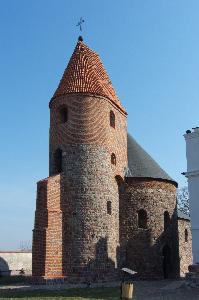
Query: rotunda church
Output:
[[32, 37, 192, 283]]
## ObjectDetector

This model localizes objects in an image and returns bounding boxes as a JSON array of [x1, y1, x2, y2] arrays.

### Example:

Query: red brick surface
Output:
[[50, 41, 126, 114], [33, 175, 63, 278]]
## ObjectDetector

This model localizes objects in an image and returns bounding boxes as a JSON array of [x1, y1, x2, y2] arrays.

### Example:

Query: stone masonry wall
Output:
[[61, 146, 121, 282], [120, 178, 179, 279], [178, 219, 192, 277], [32, 93, 127, 281]]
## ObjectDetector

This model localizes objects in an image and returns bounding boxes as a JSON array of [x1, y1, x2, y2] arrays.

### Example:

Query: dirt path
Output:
[[0, 279, 199, 299]]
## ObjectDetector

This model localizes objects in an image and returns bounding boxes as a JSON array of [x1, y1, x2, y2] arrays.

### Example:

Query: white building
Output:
[[184, 127, 199, 263], [0, 251, 32, 276]]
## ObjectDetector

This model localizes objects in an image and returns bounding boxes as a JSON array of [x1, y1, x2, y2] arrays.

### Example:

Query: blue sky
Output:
[[1, 0, 199, 249]]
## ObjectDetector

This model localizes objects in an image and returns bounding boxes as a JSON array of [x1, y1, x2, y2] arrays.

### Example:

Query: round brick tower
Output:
[[32, 37, 127, 282], [120, 134, 179, 279]]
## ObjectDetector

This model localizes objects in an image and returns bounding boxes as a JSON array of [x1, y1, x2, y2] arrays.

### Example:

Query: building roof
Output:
[[51, 37, 126, 113], [126, 133, 176, 183]]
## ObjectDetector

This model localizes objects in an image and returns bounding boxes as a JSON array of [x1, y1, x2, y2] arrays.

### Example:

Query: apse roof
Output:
[[51, 37, 126, 113], [126, 133, 176, 183]]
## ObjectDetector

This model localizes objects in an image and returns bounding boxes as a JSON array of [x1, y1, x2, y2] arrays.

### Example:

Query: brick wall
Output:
[[49, 93, 127, 177], [32, 174, 63, 278]]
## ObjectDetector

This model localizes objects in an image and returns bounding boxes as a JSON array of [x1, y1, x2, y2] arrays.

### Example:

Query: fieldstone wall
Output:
[[120, 178, 179, 279], [178, 219, 192, 277], [0, 252, 32, 276], [61, 146, 121, 282], [33, 93, 127, 282]]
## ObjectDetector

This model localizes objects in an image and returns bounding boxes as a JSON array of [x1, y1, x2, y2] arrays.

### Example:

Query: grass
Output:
[[0, 277, 120, 299], [0, 287, 120, 300]]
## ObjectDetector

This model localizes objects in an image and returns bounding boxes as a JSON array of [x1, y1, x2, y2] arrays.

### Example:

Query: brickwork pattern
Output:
[[32, 175, 64, 279], [49, 93, 127, 178], [51, 41, 126, 113]]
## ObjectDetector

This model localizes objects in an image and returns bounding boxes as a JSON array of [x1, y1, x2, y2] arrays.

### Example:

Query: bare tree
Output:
[[19, 240, 32, 251], [177, 186, 189, 216]]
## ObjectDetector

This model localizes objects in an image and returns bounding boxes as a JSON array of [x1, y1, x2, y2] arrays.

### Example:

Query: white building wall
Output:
[[0, 252, 32, 275], [184, 127, 199, 263]]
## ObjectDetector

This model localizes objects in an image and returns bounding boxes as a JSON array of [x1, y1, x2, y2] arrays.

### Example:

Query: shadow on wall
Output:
[[0, 257, 10, 276], [83, 238, 116, 282], [60, 171, 119, 283], [125, 205, 180, 279], [33, 169, 181, 281], [33, 173, 117, 282]]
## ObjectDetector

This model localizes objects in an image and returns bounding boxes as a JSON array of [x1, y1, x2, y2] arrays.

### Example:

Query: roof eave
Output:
[[49, 92, 127, 115], [125, 176, 178, 187]]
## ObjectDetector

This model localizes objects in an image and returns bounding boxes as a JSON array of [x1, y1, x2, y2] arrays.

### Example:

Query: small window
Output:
[[185, 229, 188, 242], [59, 107, 68, 123], [164, 211, 170, 231], [54, 148, 62, 174], [111, 153, 116, 165], [138, 209, 147, 229], [110, 110, 115, 128], [107, 201, 112, 215]]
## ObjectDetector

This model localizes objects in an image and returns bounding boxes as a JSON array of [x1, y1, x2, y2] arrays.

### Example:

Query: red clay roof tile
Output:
[[51, 40, 126, 113]]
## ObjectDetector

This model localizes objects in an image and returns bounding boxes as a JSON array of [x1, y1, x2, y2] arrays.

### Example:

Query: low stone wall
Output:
[[0, 251, 32, 276]]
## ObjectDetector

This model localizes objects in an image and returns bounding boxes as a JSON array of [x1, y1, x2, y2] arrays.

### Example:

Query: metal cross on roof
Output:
[[76, 17, 85, 32]]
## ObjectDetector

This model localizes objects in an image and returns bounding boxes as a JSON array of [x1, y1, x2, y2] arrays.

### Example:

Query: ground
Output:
[[1, 279, 199, 300]]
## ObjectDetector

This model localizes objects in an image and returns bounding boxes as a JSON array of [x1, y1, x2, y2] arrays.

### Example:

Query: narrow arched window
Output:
[[54, 148, 62, 174], [111, 153, 116, 165], [107, 201, 112, 215], [59, 107, 68, 123], [138, 209, 147, 229], [110, 110, 115, 128], [185, 229, 188, 242], [164, 211, 170, 231]]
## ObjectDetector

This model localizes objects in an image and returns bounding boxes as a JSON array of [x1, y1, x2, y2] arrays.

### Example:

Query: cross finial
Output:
[[76, 17, 85, 32]]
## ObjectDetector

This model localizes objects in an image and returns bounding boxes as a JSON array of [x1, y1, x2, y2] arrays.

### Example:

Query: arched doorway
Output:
[[162, 245, 172, 278]]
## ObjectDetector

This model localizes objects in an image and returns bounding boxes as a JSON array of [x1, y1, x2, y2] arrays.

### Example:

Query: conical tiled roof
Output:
[[51, 38, 126, 113], [126, 133, 176, 184]]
